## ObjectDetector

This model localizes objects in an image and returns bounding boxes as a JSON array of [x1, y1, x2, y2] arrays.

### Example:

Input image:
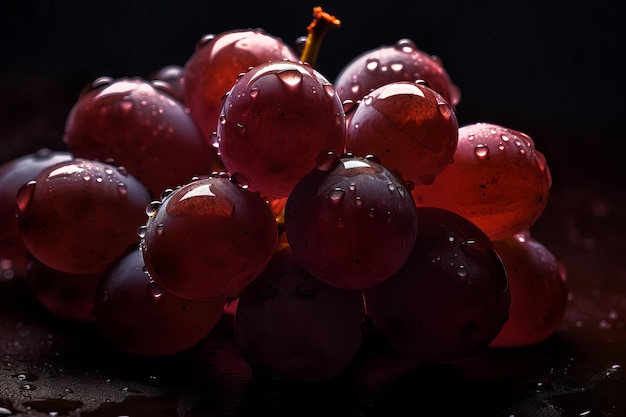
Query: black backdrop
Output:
[[1, 1, 624, 170]]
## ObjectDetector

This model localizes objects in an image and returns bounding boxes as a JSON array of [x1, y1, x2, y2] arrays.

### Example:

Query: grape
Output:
[[148, 64, 186, 104], [490, 231, 568, 347], [141, 174, 278, 301], [334, 38, 461, 110], [284, 153, 417, 290], [0, 148, 72, 278], [412, 122, 552, 241], [24, 254, 101, 322], [183, 29, 299, 144], [217, 60, 346, 198], [363, 207, 511, 363], [63, 76, 222, 197], [93, 246, 226, 356], [16, 158, 152, 274], [345, 81, 458, 187], [234, 242, 366, 381]]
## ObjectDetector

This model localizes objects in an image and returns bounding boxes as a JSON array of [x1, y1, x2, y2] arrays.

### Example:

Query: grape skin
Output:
[[490, 231, 568, 347], [234, 242, 366, 381], [17, 158, 152, 275], [412, 122, 552, 241], [363, 207, 511, 363]]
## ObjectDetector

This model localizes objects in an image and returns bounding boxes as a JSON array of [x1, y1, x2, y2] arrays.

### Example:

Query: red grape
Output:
[[345, 81, 458, 187], [216, 60, 346, 198], [490, 231, 568, 347], [335, 38, 461, 110], [183, 29, 299, 144], [0, 148, 72, 278], [16, 158, 152, 274], [363, 206, 511, 363], [141, 174, 278, 301], [63, 76, 222, 197], [234, 242, 366, 381], [24, 254, 101, 322], [284, 153, 417, 290], [412, 122, 552, 241], [93, 246, 225, 356]]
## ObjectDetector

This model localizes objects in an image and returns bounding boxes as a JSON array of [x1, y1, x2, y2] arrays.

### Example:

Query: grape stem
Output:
[[300, 6, 341, 67]]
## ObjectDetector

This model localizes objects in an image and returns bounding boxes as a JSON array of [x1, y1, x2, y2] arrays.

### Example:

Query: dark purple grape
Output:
[[93, 246, 225, 356], [235, 242, 366, 381], [0, 148, 72, 278], [284, 153, 417, 290], [363, 207, 511, 363]]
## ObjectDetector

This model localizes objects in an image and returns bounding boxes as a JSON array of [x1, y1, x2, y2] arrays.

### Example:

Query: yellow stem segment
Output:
[[300, 6, 341, 67]]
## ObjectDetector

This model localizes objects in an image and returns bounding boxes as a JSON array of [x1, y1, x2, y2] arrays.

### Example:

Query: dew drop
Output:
[[156, 223, 165, 236], [366, 58, 380, 71], [438, 102, 452, 119], [219, 115, 226, 125], [315, 151, 340, 171], [16, 180, 36, 213], [328, 188, 345, 204], [363, 95, 374, 105], [249, 87, 260, 98], [116, 166, 128, 176], [33, 148, 52, 159], [456, 265, 468, 278], [323, 83, 336, 96], [390, 62, 403, 72], [146, 201, 161, 217], [277, 69, 303, 86], [387, 183, 396, 192], [230, 171, 250, 189], [147, 281, 164, 300], [395, 38, 416, 53], [160, 188, 174, 200], [137, 225, 147, 239], [474, 144, 489, 159], [120, 100, 134, 112]]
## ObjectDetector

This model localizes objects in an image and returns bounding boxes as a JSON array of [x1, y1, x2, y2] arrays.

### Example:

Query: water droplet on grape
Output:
[[116, 166, 128, 176], [474, 144, 489, 159], [231, 171, 250, 189], [390, 62, 403, 72], [16, 180, 36, 213], [195, 33, 215, 50], [438, 102, 452, 119], [137, 225, 147, 239], [156, 223, 165, 236], [328, 188, 345, 204], [1, 259, 15, 280], [315, 151, 340, 171], [147, 281, 164, 300], [249, 87, 260, 98], [277, 69, 303, 87], [146, 201, 161, 217], [323, 83, 336, 96], [363, 95, 374, 106], [219, 115, 226, 125], [120, 100, 134, 112], [456, 265, 468, 278], [394, 38, 416, 53], [366, 58, 380, 71]]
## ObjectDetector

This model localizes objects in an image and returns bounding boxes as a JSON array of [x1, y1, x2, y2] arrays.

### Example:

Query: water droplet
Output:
[[156, 223, 165, 236], [328, 188, 345, 204], [116, 166, 128, 176], [323, 83, 336, 96], [249, 87, 260, 98], [137, 225, 147, 238], [1, 259, 15, 280], [390, 62, 403, 72], [230, 172, 250, 189], [146, 201, 161, 217], [16, 180, 36, 213], [116, 182, 127, 196], [219, 115, 226, 125], [160, 188, 174, 200], [394, 38, 416, 53], [147, 282, 164, 300], [387, 183, 396, 192], [366, 58, 380, 71], [120, 100, 134, 112], [277, 69, 303, 86], [33, 148, 52, 159], [315, 151, 340, 171], [474, 144, 489, 159], [363, 95, 374, 105], [438, 102, 452, 119], [456, 265, 468, 278]]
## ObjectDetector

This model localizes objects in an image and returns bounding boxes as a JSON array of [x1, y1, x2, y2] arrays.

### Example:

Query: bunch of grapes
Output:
[[0, 6, 567, 383]]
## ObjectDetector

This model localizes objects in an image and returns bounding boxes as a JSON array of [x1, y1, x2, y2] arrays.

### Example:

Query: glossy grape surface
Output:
[[335, 38, 461, 110], [490, 232, 568, 347], [235, 243, 366, 381], [141, 175, 278, 301], [149, 64, 186, 104], [63, 77, 221, 197], [93, 247, 226, 356], [183, 29, 299, 144], [363, 207, 511, 363], [17, 158, 152, 274], [284, 154, 417, 290], [217, 60, 346, 198], [0, 149, 72, 278], [412, 122, 552, 241], [345, 81, 458, 187]]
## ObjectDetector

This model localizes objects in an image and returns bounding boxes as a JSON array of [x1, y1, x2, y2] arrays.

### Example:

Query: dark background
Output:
[[1, 1, 624, 168]]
